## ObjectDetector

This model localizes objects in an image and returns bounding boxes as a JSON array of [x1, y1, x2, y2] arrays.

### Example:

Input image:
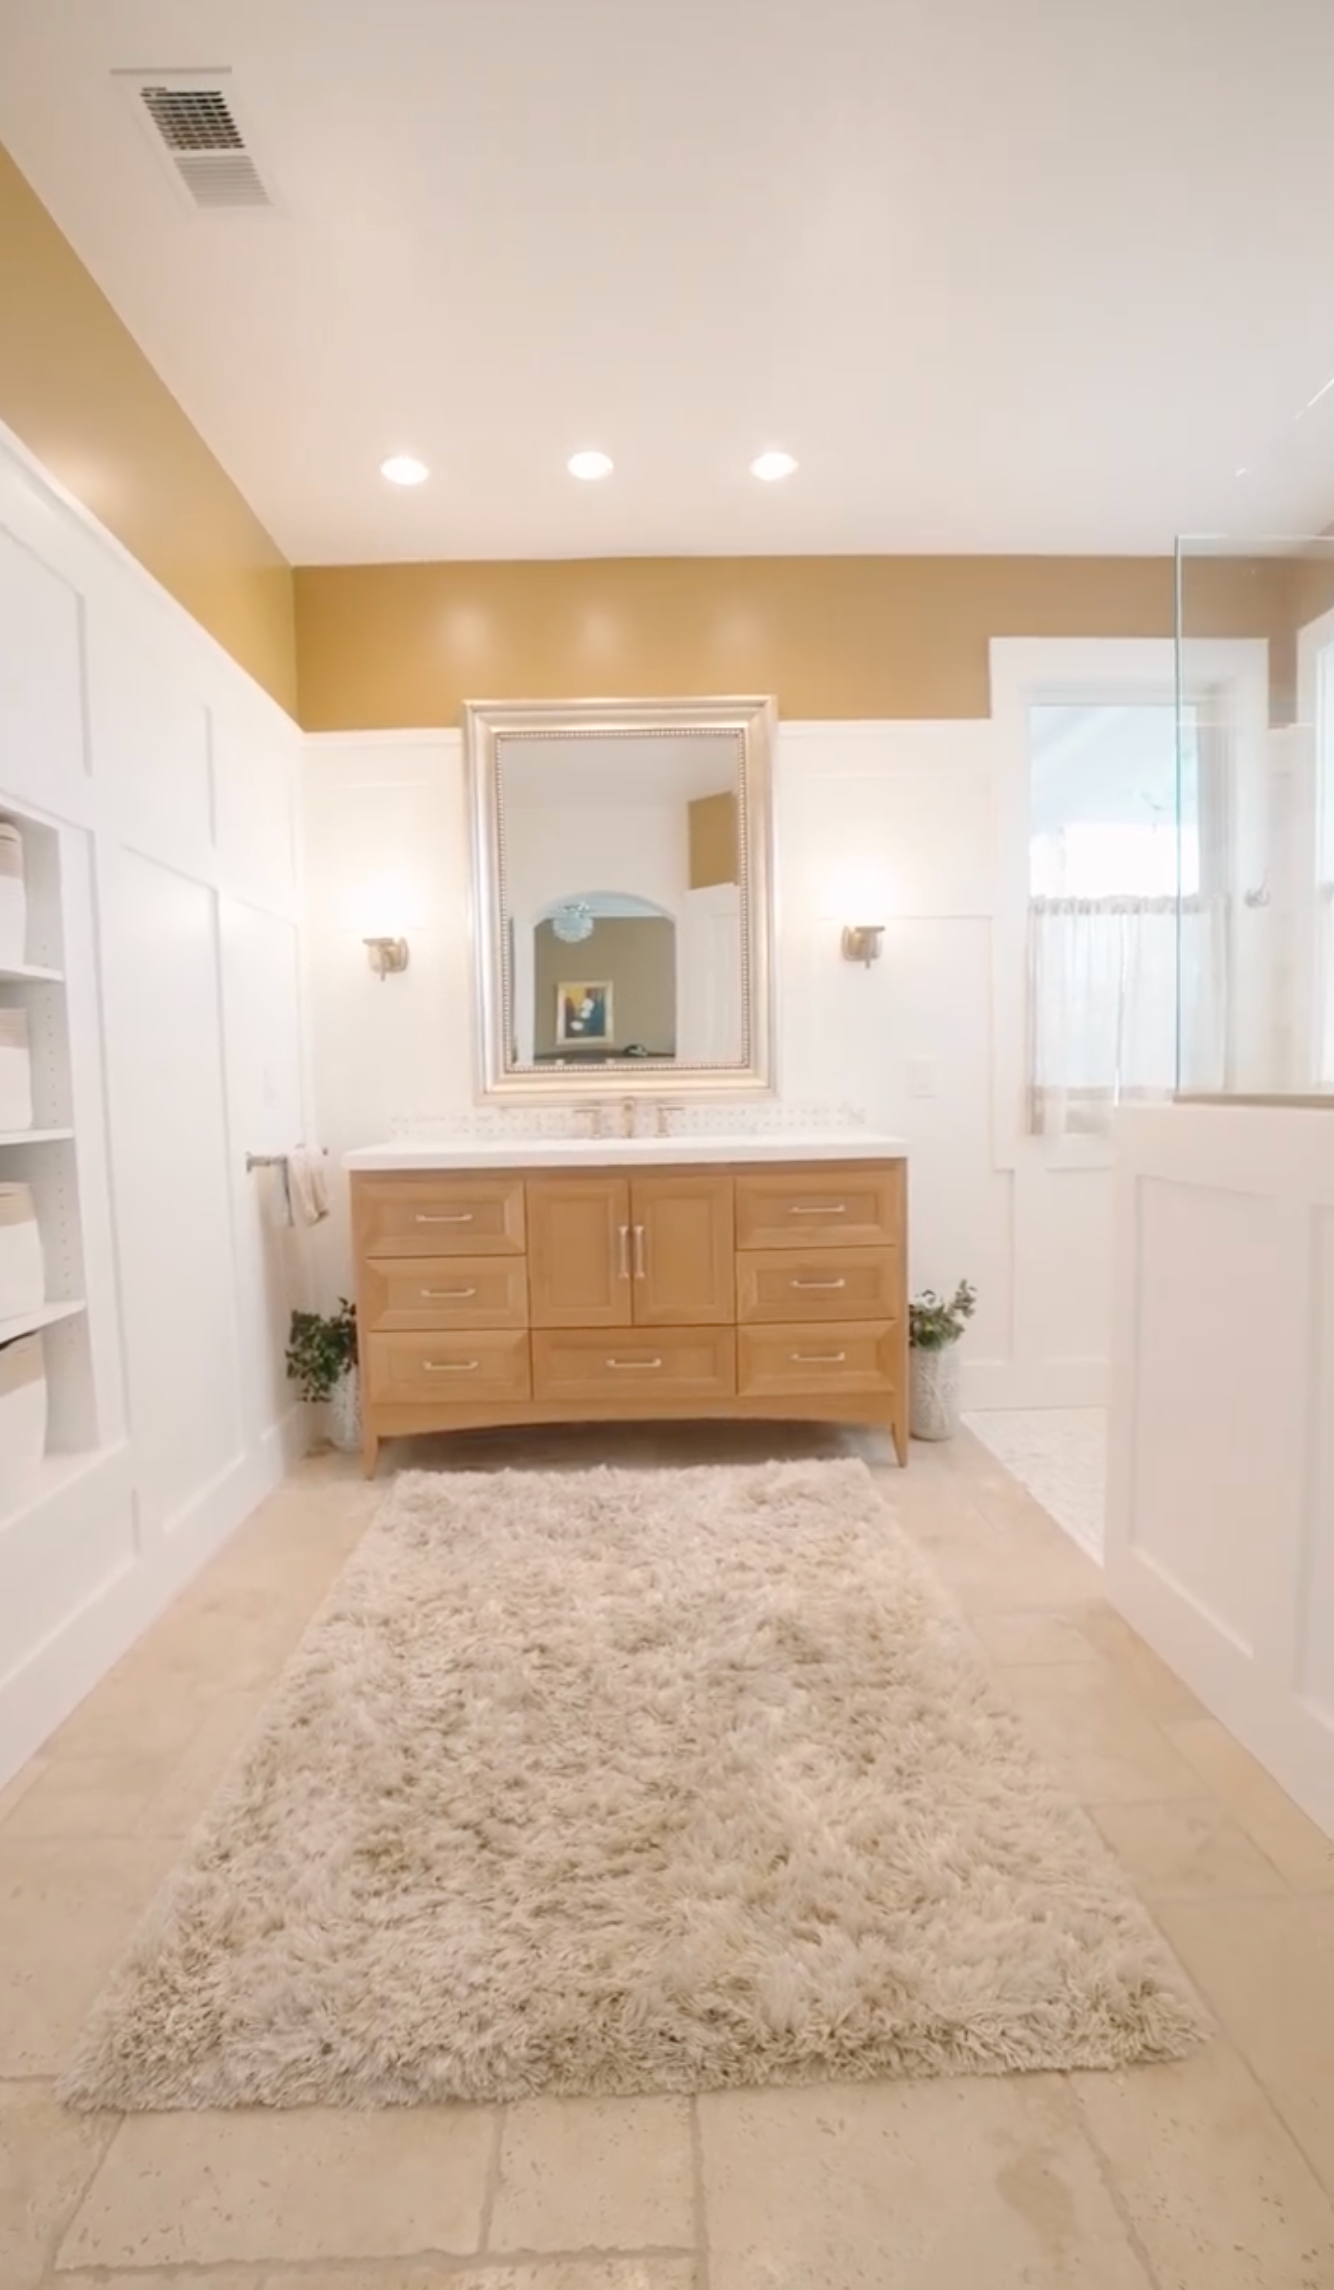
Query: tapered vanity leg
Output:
[[891, 1403, 909, 1469], [361, 1421, 380, 1480]]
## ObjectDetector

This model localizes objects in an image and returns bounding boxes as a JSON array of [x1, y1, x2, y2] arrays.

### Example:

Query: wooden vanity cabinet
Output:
[[353, 1158, 907, 1476]]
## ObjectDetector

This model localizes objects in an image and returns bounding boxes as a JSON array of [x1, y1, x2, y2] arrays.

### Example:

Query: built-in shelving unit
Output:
[[0, 960, 63, 985], [0, 798, 98, 1513], [0, 1297, 86, 1347]]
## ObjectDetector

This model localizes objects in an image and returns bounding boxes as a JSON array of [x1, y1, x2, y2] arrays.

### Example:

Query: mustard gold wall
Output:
[[0, 144, 296, 713], [293, 554, 1285, 729], [0, 136, 1300, 732]]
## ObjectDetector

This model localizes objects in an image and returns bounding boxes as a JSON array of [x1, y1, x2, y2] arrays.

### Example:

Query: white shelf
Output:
[[0, 961, 63, 984], [0, 1128, 75, 1146], [0, 1298, 86, 1346]]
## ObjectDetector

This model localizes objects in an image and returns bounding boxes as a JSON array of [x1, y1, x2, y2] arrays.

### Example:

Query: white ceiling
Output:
[[4, 0, 1334, 563]]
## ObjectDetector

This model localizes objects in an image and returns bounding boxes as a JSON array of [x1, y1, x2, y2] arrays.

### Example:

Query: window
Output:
[[1027, 702, 1212, 1135]]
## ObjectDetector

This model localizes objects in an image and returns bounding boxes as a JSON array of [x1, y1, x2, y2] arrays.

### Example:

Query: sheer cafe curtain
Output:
[[1317, 884, 1334, 1087], [1028, 728, 1230, 1139]]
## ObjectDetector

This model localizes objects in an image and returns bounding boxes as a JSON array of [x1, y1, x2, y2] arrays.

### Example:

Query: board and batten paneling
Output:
[[302, 704, 1117, 1413], [1107, 1105, 1334, 1839], [97, 849, 245, 1532], [0, 412, 307, 1788]]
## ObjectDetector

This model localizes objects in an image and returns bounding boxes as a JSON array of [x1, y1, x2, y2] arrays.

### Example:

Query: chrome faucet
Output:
[[619, 1097, 637, 1138]]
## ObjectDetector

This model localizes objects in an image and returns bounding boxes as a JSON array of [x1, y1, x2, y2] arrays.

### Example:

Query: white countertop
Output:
[[344, 1132, 907, 1172]]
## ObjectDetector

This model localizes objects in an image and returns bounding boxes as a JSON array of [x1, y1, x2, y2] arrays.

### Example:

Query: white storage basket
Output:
[[0, 1183, 44, 1321], [0, 821, 24, 969], [0, 1332, 47, 1507], [0, 1006, 33, 1131]]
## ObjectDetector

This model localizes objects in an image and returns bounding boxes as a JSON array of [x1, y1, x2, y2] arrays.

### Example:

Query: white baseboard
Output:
[[961, 1359, 1109, 1411], [0, 1422, 297, 1792]]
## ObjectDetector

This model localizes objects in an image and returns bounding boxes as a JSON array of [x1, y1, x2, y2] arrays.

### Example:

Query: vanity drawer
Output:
[[366, 1328, 531, 1404], [734, 1164, 902, 1251], [737, 1245, 898, 1323], [362, 1255, 529, 1332], [738, 1321, 898, 1399], [353, 1174, 526, 1257], [532, 1326, 736, 1404]]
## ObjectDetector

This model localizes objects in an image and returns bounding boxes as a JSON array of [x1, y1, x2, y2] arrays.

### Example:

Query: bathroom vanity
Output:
[[349, 698, 909, 1474], [347, 1136, 908, 1475]]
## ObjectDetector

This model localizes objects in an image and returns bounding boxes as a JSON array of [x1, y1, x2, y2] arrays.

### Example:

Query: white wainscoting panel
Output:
[[1107, 1105, 1334, 1839], [0, 416, 306, 1787], [98, 848, 243, 1536], [0, 522, 86, 813], [218, 894, 309, 1440], [1299, 1205, 1334, 1724], [85, 608, 214, 876], [301, 709, 1120, 1415]]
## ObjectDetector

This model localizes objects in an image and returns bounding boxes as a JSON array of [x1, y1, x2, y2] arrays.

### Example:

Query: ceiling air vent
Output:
[[115, 69, 278, 211]]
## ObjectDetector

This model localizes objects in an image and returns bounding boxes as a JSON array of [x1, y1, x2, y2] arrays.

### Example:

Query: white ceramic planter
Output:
[[0, 1332, 47, 1507], [0, 1183, 44, 1320], [909, 1341, 962, 1441], [327, 1364, 362, 1453]]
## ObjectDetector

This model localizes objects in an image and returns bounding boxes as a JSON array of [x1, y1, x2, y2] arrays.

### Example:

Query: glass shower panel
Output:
[[1175, 535, 1334, 1099]]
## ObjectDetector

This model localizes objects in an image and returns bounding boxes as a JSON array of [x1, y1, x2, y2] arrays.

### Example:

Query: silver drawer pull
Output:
[[415, 1211, 473, 1224], [605, 1356, 664, 1371], [790, 1276, 846, 1290], [420, 1286, 477, 1300], [423, 1358, 480, 1373], [791, 1350, 847, 1365], [790, 1203, 845, 1215]]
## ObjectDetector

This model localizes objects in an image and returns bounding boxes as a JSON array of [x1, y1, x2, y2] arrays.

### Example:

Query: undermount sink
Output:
[[344, 1131, 907, 1172]]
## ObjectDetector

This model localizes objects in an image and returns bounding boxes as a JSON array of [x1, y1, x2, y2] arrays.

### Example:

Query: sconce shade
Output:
[[841, 924, 885, 967], [364, 935, 410, 981]]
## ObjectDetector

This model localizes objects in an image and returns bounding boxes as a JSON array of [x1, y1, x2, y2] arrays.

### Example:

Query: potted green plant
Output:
[[286, 1297, 360, 1452], [908, 1280, 976, 1441]]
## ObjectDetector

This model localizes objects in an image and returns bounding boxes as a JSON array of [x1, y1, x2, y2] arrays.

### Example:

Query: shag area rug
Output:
[[61, 1459, 1205, 2109]]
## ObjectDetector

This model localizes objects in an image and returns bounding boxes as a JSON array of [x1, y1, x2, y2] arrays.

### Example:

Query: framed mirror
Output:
[[464, 697, 776, 1100]]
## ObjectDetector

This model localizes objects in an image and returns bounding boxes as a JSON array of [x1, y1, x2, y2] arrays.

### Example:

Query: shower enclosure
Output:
[[1175, 534, 1334, 1101]]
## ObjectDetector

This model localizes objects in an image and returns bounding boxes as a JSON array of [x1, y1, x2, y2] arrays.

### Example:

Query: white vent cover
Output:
[[114, 69, 278, 211]]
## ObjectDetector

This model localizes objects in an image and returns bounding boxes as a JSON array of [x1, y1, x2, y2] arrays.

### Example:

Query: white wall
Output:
[[305, 652, 1219, 1409], [0, 421, 307, 1785], [1107, 1104, 1334, 1839]]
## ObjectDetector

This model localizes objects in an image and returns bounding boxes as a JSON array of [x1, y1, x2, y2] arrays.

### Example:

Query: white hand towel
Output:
[[286, 1145, 330, 1227]]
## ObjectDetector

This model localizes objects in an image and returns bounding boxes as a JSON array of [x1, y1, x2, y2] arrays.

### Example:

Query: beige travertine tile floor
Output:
[[4, 1422, 1334, 2290]]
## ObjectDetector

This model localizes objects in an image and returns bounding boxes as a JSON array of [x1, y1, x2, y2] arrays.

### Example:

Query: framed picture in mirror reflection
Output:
[[556, 980, 614, 1047]]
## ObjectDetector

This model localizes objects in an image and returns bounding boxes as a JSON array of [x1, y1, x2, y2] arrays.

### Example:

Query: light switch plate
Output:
[[907, 1058, 938, 1099]]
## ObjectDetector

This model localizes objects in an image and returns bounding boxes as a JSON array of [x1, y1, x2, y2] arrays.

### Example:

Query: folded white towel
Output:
[[286, 1145, 331, 1227]]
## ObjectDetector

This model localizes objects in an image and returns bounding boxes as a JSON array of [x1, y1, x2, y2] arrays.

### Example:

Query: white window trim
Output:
[[989, 636, 1270, 1172], [1295, 603, 1334, 1089]]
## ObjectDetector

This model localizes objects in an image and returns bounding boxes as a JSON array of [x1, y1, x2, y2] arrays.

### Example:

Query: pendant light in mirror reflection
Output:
[[550, 899, 595, 944]]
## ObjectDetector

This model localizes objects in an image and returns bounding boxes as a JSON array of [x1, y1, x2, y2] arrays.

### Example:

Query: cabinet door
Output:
[[630, 1173, 735, 1325], [527, 1176, 632, 1326]]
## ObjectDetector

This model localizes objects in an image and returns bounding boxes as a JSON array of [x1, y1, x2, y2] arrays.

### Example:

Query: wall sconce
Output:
[[355, 871, 422, 981], [364, 935, 410, 981], [841, 924, 885, 967]]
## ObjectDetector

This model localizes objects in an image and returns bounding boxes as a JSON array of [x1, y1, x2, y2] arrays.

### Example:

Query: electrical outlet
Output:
[[907, 1058, 937, 1099]]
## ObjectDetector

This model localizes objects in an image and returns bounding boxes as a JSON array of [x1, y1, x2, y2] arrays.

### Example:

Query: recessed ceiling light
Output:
[[751, 450, 798, 482], [568, 449, 613, 481], [380, 454, 429, 486]]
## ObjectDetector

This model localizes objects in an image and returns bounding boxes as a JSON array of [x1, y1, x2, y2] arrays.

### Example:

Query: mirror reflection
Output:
[[498, 732, 745, 1070]]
